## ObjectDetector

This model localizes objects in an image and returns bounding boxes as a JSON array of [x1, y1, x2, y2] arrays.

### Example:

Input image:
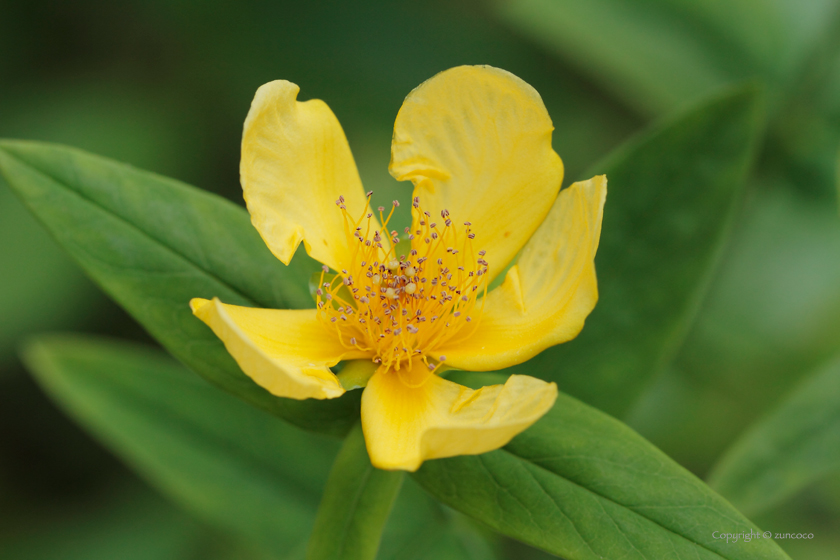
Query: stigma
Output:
[[315, 193, 489, 372]]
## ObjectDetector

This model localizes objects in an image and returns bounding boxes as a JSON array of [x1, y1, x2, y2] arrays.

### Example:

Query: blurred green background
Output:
[[1, 0, 839, 558]]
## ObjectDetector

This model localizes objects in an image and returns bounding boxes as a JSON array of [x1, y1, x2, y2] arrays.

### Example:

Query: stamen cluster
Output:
[[315, 194, 489, 373]]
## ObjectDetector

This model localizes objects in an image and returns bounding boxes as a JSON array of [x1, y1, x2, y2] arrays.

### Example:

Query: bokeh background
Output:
[[1, 0, 839, 558]]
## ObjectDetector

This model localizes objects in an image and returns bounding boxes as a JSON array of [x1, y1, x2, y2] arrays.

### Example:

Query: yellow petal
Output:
[[241, 80, 379, 271], [190, 297, 369, 400], [434, 176, 606, 371], [361, 361, 558, 471], [390, 65, 563, 283]]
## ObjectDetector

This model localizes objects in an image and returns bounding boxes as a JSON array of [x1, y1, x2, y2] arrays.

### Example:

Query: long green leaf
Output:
[[0, 181, 101, 365], [307, 424, 403, 560], [412, 371, 790, 560], [497, 0, 836, 115], [625, 184, 840, 474], [498, 0, 730, 115], [0, 140, 359, 435], [21, 334, 339, 557], [21, 334, 495, 560], [707, 354, 840, 516], [504, 85, 764, 417], [0, 482, 272, 560]]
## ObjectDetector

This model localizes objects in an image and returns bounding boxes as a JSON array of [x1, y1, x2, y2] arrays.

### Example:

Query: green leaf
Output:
[[504, 85, 764, 417], [836, 146, 840, 211], [0, 181, 101, 365], [307, 424, 403, 560], [707, 354, 840, 516], [0, 482, 271, 560], [625, 184, 840, 474], [412, 371, 791, 560], [498, 0, 729, 115], [20, 334, 495, 560], [496, 0, 837, 115], [21, 334, 340, 556], [0, 140, 359, 435]]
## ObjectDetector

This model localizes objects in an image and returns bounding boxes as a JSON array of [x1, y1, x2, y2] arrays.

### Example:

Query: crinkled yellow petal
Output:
[[361, 361, 558, 471], [241, 80, 380, 271], [435, 176, 606, 371], [190, 298, 370, 400], [390, 65, 563, 283]]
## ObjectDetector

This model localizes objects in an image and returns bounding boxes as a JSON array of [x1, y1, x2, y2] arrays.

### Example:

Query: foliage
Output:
[[2, 1, 840, 559]]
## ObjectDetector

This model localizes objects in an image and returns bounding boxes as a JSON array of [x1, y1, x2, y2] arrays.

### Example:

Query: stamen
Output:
[[315, 197, 488, 372]]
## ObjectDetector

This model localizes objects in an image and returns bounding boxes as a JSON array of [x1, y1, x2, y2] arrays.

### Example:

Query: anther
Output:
[[405, 283, 417, 294]]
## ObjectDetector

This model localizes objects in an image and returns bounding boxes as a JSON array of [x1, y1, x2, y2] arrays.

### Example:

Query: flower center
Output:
[[315, 194, 489, 373]]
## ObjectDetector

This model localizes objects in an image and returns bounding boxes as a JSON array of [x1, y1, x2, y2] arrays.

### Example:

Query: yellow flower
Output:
[[190, 66, 606, 471]]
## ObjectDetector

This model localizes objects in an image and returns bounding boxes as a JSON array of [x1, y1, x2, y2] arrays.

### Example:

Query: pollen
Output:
[[315, 193, 489, 373]]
